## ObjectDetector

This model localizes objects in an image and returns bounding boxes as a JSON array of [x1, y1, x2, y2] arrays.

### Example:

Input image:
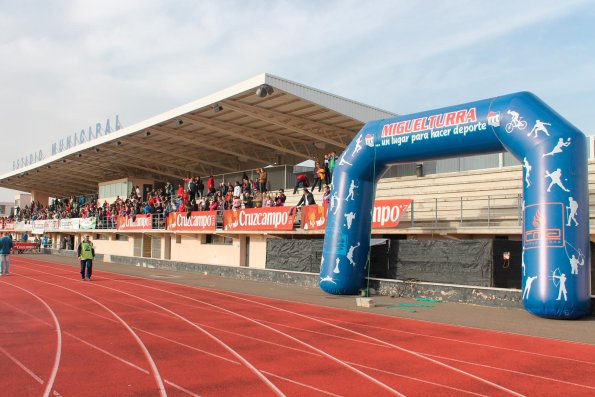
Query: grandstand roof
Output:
[[0, 73, 396, 197]]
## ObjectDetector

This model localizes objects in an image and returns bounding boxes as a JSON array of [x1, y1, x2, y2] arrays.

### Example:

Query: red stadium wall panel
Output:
[[223, 207, 296, 231], [166, 211, 217, 231], [301, 199, 412, 231], [117, 214, 153, 231]]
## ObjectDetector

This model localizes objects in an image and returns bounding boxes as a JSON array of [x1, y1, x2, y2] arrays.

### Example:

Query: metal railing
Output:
[[12, 189, 595, 232], [404, 194, 523, 228]]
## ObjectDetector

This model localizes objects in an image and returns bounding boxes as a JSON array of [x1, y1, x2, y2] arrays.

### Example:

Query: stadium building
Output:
[[1, 73, 593, 306]]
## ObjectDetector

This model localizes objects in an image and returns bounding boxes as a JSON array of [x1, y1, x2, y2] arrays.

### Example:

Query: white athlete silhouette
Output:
[[545, 168, 570, 192], [552, 271, 568, 301], [333, 257, 340, 273], [330, 192, 339, 213], [543, 137, 571, 157], [344, 211, 356, 229], [320, 275, 336, 284], [505, 110, 527, 133], [346, 242, 361, 266], [522, 276, 538, 299], [569, 254, 584, 275], [521, 253, 526, 276], [522, 157, 532, 188], [345, 180, 358, 201], [527, 120, 551, 138], [566, 197, 579, 226], [338, 151, 352, 167], [351, 135, 363, 157]]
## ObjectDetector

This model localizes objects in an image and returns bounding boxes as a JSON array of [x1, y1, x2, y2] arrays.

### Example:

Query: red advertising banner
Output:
[[13, 242, 40, 251], [223, 207, 296, 231], [371, 199, 412, 228], [301, 199, 412, 230], [117, 214, 153, 230], [301, 204, 328, 231], [166, 211, 217, 231]]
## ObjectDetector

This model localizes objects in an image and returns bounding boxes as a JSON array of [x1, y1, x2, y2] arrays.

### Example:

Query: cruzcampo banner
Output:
[[166, 211, 217, 231], [223, 207, 296, 231], [117, 214, 152, 231], [302, 199, 413, 230]]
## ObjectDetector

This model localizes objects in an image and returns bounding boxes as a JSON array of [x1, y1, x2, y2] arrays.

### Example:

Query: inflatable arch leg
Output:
[[320, 92, 590, 319]]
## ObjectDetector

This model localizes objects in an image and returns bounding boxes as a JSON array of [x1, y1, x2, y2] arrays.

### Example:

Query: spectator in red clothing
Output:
[[293, 173, 309, 194], [177, 184, 184, 197], [208, 197, 219, 211], [207, 175, 215, 191]]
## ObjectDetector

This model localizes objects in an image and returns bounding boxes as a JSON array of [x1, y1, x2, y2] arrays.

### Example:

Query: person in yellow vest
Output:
[[77, 235, 95, 281]]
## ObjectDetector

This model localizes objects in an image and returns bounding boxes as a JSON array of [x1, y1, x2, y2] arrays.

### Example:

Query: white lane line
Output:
[[345, 360, 488, 397], [2, 299, 201, 396], [422, 353, 595, 392], [21, 264, 403, 397], [12, 273, 168, 397], [307, 314, 595, 366], [16, 266, 286, 397], [1, 280, 62, 397], [0, 346, 45, 384], [106, 275, 523, 396]]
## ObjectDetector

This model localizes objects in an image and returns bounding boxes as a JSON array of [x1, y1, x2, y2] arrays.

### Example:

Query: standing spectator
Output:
[[323, 154, 331, 185], [312, 162, 325, 192], [0, 232, 13, 276], [233, 181, 242, 199], [328, 151, 338, 184], [207, 175, 215, 192], [177, 184, 184, 198], [257, 168, 268, 193], [188, 178, 197, 201], [275, 189, 287, 206], [77, 235, 95, 281], [196, 177, 204, 198], [293, 173, 310, 194]]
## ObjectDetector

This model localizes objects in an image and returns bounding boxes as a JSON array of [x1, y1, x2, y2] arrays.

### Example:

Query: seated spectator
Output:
[[296, 188, 315, 207], [322, 185, 331, 205], [208, 197, 219, 211], [275, 189, 287, 206], [243, 191, 254, 209], [263, 194, 275, 207], [232, 196, 242, 210]]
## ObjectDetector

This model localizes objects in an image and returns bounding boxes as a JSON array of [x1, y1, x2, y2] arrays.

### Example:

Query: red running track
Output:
[[1, 256, 594, 396]]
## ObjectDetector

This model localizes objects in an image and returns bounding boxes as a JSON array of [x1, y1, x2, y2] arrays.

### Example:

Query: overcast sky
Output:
[[1, 0, 593, 202]]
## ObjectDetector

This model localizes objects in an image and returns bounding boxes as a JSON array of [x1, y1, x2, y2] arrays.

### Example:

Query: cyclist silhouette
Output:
[[505, 110, 528, 133]]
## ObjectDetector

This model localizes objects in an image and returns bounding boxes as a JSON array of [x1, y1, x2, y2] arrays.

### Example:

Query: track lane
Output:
[[15, 257, 595, 396], [3, 272, 167, 396], [18, 261, 514, 396]]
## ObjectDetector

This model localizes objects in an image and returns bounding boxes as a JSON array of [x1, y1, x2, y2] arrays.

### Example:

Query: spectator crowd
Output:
[[1, 154, 341, 230]]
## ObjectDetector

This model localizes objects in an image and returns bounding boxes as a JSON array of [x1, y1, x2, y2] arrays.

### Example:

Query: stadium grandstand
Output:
[[1, 73, 594, 305]]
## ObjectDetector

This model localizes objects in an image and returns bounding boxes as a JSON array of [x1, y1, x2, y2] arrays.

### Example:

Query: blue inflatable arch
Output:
[[320, 92, 590, 319]]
